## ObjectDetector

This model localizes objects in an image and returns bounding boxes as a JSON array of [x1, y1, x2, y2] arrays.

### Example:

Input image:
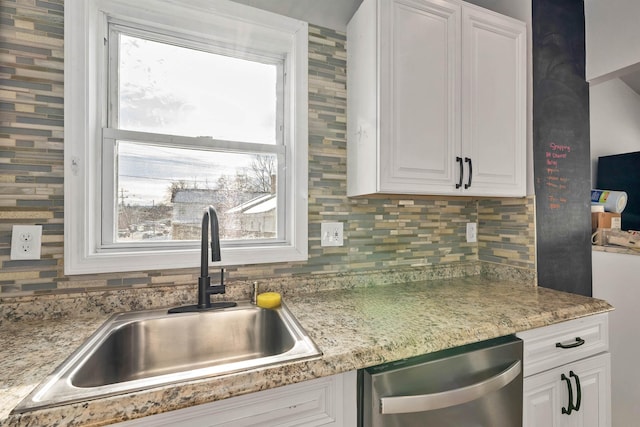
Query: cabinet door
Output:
[[378, 0, 461, 194], [523, 353, 611, 427], [523, 374, 557, 427], [461, 6, 526, 196]]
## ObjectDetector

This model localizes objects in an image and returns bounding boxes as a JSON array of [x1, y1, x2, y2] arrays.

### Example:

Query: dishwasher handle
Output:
[[380, 360, 522, 414]]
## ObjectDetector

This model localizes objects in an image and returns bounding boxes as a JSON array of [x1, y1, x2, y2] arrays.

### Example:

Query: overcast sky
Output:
[[116, 34, 279, 205]]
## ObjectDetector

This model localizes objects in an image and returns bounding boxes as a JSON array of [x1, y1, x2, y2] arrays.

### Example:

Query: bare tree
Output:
[[168, 180, 188, 202], [249, 155, 276, 193]]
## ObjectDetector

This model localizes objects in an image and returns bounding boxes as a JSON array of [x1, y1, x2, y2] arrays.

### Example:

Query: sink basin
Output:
[[14, 302, 321, 413]]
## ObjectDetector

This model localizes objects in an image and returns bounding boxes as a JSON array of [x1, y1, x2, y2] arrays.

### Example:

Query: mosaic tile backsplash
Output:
[[0, 1, 535, 299]]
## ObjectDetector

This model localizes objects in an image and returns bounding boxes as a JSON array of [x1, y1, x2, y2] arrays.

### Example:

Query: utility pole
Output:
[[119, 188, 131, 233]]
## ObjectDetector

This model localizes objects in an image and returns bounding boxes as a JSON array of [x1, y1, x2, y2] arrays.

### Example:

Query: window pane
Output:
[[117, 34, 278, 144], [116, 141, 278, 242]]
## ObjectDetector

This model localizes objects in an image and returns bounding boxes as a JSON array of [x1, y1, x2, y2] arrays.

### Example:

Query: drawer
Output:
[[516, 313, 609, 377]]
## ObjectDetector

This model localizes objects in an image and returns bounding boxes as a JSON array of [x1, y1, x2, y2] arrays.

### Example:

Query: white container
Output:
[[591, 189, 627, 213]]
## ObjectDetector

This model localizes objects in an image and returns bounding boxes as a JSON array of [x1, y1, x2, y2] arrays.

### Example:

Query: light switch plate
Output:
[[11, 225, 42, 260]]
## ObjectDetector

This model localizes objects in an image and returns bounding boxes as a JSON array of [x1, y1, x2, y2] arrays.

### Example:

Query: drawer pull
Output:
[[555, 337, 585, 349], [561, 371, 582, 415], [561, 373, 574, 415], [464, 157, 472, 189], [570, 371, 582, 411]]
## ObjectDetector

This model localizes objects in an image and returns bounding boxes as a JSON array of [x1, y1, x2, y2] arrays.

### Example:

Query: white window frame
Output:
[[64, 0, 308, 275]]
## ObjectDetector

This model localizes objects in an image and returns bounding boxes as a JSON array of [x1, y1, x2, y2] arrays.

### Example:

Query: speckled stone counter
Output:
[[592, 244, 640, 256], [0, 277, 612, 426]]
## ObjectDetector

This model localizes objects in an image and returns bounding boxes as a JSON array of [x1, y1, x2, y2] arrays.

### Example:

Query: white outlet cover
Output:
[[11, 225, 43, 260], [466, 222, 477, 243], [321, 222, 344, 247]]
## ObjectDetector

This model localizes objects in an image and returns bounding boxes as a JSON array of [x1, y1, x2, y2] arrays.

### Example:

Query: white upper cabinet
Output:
[[347, 0, 526, 197], [461, 6, 526, 196]]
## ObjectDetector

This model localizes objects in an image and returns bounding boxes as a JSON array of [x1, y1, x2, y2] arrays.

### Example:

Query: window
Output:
[[65, 0, 308, 274], [105, 29, 284, 244]]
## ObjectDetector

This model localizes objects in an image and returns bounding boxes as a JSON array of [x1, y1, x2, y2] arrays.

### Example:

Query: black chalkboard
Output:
[[533, 0, 592, 296]]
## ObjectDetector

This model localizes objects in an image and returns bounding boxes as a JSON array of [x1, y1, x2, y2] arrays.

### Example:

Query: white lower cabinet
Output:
[[517, 314, 611, 427], [112, 371, 357, 427], [523, 353, 610, 427]]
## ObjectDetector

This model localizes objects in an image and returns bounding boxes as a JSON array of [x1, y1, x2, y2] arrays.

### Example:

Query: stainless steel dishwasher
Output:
[[359, 335, 523, 427]]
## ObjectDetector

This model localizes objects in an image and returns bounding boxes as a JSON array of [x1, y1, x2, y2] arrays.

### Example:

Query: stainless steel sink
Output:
[[13, 302, 321, 413]]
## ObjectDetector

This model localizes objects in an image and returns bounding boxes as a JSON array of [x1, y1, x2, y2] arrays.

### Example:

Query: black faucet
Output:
[[169, 206, 236, 313]]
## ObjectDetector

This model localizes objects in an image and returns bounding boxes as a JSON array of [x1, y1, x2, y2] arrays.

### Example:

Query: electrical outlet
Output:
[[321, 222, 344, 247], [466, 222, 477, 243], [11, 225, 42, 260]]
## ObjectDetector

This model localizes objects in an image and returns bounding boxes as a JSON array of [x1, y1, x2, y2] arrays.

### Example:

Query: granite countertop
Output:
[[592, 243, 640, 256], [0, 277, 613, 426]]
